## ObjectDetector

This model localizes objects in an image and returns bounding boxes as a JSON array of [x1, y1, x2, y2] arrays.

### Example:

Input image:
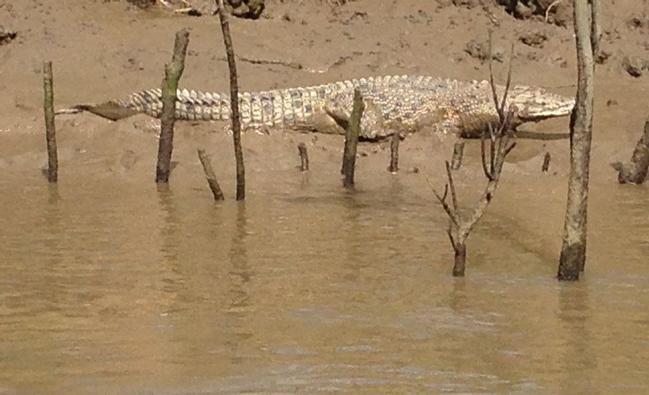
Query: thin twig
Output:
[[487, 31, 501, 117], [498, 42, 515, 121], [445, 161, 458, 212], [545, 0, 563, 23], [504, 141, 517, 158], [480, 130, 493, 181], [427, 178, 459, 226], [433, 188, 459, 227], [446, 227, 457, 248], [489, 124, 496, 174]]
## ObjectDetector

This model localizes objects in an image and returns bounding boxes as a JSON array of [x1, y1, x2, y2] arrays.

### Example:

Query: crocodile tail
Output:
[[125, 88, 284, 127], [91, 85, 328, 128], [122, 88, 226, 122]]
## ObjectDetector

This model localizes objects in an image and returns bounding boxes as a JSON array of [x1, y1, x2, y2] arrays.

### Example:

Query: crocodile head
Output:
[[508, 85, 575, 123]]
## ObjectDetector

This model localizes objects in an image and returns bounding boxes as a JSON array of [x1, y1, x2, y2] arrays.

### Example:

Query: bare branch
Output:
[[487, 31, 501, 117], [428, 175, 460, 226], [488, 124, 496, 174], [504, 141, 517, 158], [433, 30, 518, 277], [545, 0, 563, 22], [432, 184, 448, 205], [445, 161, 459, 212], [480, 130, 494, 180], [498, 42, 515, 121], [447, 227, 457, 249], [502, 106, 516, 134], [433, 185, 460, 227]]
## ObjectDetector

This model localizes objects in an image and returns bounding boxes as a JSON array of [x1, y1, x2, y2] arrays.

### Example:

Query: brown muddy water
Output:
[[1, 146, 649, 394]]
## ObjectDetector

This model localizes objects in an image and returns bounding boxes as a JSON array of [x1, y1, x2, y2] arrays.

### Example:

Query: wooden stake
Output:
[[197, 149, 225, 201], [342, 89, 364, 188], [42, 61, 58, 183], [298, 142, 309, 171], [156, 29, 190, 184], [542, 152, 551, 172], [389, 132, 399, 173], [450, 141, 465, 171], [217, 0, 245, 201]]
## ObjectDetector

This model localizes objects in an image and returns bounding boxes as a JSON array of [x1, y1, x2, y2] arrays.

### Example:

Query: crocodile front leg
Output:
[[323, 97, 397, 141]]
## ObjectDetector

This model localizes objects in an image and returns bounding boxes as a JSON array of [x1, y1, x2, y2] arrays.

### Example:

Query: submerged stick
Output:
[[156, 29, 190, 184], [217, 0, 245, 201], [42, 61, 58, 183], [389, 132, 399, 173], [342, 89, 364, 188], [298, 142, 309, 171], [197, 149, 225, 201], [542, 152, 552, 172]]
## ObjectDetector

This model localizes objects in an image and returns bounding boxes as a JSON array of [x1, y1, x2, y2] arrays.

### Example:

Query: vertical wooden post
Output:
[[450, 141, 465, 171], [217, 0, 245, 201], [389, 132, 399, 173], [558, 0, 595, 281], [298, 142, 309, 171], [542, 152, 551, 172], [197, 149, 225, 201], [156, 29, 190, 184], [342, 89, 364, 188], [43, 61, 58, 183]]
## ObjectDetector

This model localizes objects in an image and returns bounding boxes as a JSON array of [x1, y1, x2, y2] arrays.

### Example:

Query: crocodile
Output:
[[75, 74, 575, 140]]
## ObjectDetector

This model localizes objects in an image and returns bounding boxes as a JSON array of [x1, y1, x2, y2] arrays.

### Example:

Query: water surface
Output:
[[1, 169, 648, 394]]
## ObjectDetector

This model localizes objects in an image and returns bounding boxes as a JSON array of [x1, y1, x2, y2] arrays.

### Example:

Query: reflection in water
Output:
[[341, 193, 364, 282], [449, 279, 467, 313], [44, 185, 62, 267], [158, 186, 180, 263], [558, 284, 596, 394], [0, 177, 649, 393], [229, 203, 251, 303], [226, 203, 254, 366]]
